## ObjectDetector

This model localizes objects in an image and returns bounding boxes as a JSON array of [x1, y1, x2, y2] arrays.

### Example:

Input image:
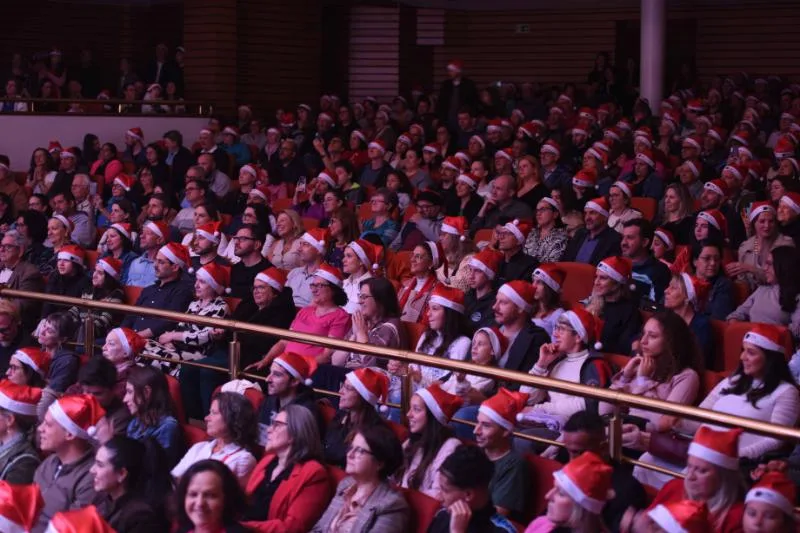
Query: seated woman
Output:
[[436, 216, 474, 292], [312, 423, 409, 533], [441, 326, 502, 413], [324, 207, 361, 270], [40, 244, 91, 319], [531, 264, 566, 338], [742, 471, 796, 533], [607, 181, 642, 233], [727, 246, 800, 337], [658, 182, 695, 245], [727, 202, 795, 291], [16, 210, 53, 273], [446, 170, 481, 221], [0, 380, 42, 483], [323, 367, 390, 468], [96, 192, 137, 239], [584, 256, 642, 355], [90, 142, 124, 186], [361, 188, 401, 247], [124, 365, 185, 467], [643, 427, 745, 533], [397, 383, 462, 500], [525, 452, 614, 533], [249, 264, 351, 368], [523, 197, 569, 264], [777, 191, 800, 248], [92, 436, 172, 533], [242, 404, 333, 533], [408, 285, 472, 392], [341, 239, 380, 314], [99, 223, 139, 282], [174, 459, 248, 533], [397, 241, 442, 323], [663, 274, 714, 367], [693, 239, 735, 320], [652, 227, 677, 270], [266, 209, 304, 270], [5, 347, 49, 388], [172, 392, 258, 486], [36, 312, 80, 417], [319, 189, 346, 228], [67, 257, 125, 344], [145, 263, 230, 376], [44, 214, 74, 275], [101, 327, 146, 399]]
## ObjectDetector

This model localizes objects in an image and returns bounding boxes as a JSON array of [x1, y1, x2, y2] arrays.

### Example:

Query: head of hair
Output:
[[185, 178, 208, 196], [398, 394, 455, 489], [43, 312, 75, 341], [334, 160, 354, 178], [238, 223, 267, 247], [647, 310, 704, 379], [373, 188, 399, 211], [29, 148, 55, 174], [563, 410, 606, 438], [279, 209, 304, 239], [243, 203, 273, 235], [690, 238, 724, 264], [20, 209, 48, 244], [197, 201, 221, 222], [622, 217, 654, 247], [175, 460, 245, 530], [771, 246, 800, 312], [282, 404, 324, 468], [330, 207, 360, 243], [664, 182, 693, 219], [77, 356, 117, 389], [385, 169, 413, 195], [360, 278, 399, 319], [126, 365, 174, 427], [533, 281, 561, 315], [212, 392, 259, 454], [163, 130, 184, 146], [113, 198, 137, 224], [420, 306, 470, 357], [2, 229, 25, 251], [439, 444, 494, 490], [103, 436, 172, 506], [356, 423, 403, 480]]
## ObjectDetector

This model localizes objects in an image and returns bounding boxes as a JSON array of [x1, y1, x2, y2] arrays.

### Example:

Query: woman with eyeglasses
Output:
[[397, 241, 442, 323], [607, 181, 642, 234], [361, 188, 400, 248], [242, 404, 333, 532], [524, 197, 569, 264], [692, 240, 735, 320], [37, 312, 81, 416], [6, 347, 49, 388], [313, 423, 409, 533], [324, 207, 361, 270]]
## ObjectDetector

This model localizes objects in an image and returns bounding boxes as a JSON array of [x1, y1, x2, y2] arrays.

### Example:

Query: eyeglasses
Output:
[[554, 323, 576, 335], [357, 293, 374, 302], [252, 285, 269, 292], [232, 236, 255, 242], [185, 187, 200, 192], [269, 419, 287, 430], [347, 445, 374, 457], [309, 282, 329, 290], [416, 203, 434, 210], [0, 245, 18, 251]]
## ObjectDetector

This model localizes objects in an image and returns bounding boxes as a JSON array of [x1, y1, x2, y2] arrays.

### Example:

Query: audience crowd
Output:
[[0, 55, 799, 533]]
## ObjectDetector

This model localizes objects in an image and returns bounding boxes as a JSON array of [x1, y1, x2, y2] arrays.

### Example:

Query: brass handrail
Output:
[[6, 287, 800, 444]]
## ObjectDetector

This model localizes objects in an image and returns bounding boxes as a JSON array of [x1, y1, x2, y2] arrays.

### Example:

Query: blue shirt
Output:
[[127, 415, 184, 466], [123, 253, 157, 287], [575, 233, 601, 264]]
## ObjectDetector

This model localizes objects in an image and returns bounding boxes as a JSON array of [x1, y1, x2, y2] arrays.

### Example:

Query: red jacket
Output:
[[649, 478, 744, 533], [242, 455, 333, 533]]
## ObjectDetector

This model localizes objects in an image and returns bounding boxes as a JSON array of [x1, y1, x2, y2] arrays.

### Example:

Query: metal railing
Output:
[[0, 97, 214, 116], [5, 287, 798, 478]]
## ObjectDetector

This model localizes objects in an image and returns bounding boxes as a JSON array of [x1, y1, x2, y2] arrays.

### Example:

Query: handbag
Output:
[[648, 431, 692, 464]]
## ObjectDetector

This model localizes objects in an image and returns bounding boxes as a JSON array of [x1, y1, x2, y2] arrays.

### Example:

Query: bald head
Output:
[[491, 174, 516, 205]]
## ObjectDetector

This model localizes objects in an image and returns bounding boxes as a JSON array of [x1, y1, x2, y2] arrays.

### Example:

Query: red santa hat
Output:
[[780, 192, 800, 215], [368, 140, 387, 153], [549, 106, 564, 116], [494, 148, 514, 162], [503, 219, 533, 244], [468, 249, 503, 280], [97, 257, 123, 280], [158, 243, 191, 270], [440, 216, 468, 241], [456, 173, 478, 190], [654, 227, 675, 251], [301, 227, 330, 254], [397, 133, 413, 146], [474, 326, 509, 361], [409, 123, 425, 137], [425, 240, 447, 271], [416, 383, 464, 425], [280, 112, 297, 127], [748, 200, 775, 223], [0, 482, 43, 533], [57, 245, 85, 267], [745, 471, 797, 518], [498, 280, 535, 313], [112, 173, 135, 192], [197, 263, 231, 295], [109, 327, 147, 357], [196, 221, 223, 245], [316, 171, 338, 189], [773, 136, 796, 159], [703, 179, 728, 199], [682, 135, 702, 151], [12, 348, 50, 378], [249, 185, 271, 203], [707, 126, 727, 144], [317, 112, 334, 123], [635, 149, 655, 168], [479, 387, 529, 431], [255, 267, 287, 292], [0, 380, 42, 417], [683, 159, 702, 178], [348, 239, 383, 272], [126, 127, 144, 142], [686, 99, 705, 112], [540, 140, 561, 157], [584, 197, 610, 218], [143, 220, 170, 242], [571, 120, 591, 138], [447, 59, 463, 73], [454, 151, 471, 165], [743, 324, 789, 355], [616, 118, 633, 131], [572, 168, 598, 189], [222, 126, 240, 137], [597, 256, 633, 284], [552, 452, 614, 514], [697, 210, 727, 236], [441, 156, 461, 172], [110, 222, 133, 241], [314, 263, 344, 287], [603, 127, 622, 142], [486, 119, 503, 133], [346, 367, 390, 409], [519, 121, 542, 139], [731, 129, 751, 145], [533, 265, 565, 293], [680, 273, 710, 310], [688, 426, 742, 470], [47, 394, 106, 441], [597, 103, 611, 116], [557, 93, 573, 105], [351, 130, 367, 144], [50, 214, 73, 233], [562, 308, 604, 349], [275, 352, 318, 386], [46, 505, 114, 533], [423, 142, 440, 154], [146, 83, 161, 93], [48, 141, 63, 154], [429, 285, 465, 314], [722, 164, 746, 182], [578, 107, 596, 122], [611, 181, 633, 198], [648, 500, 710, 533]]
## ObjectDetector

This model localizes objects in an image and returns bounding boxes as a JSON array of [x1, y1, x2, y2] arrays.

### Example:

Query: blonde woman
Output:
[[266, 209, 304, 270], [436, 216, 474, 292]]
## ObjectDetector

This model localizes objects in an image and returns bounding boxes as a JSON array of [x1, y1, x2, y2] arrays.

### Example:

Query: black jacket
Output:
[[599, 298, 642, 355], [503, 322, 550, 378], [228, 289, 296, 365], [562, 226, 622, 265], [465, 289, 497, 333], [169, 146, 195, 193], [437, 77, 480, 130], [497, 250, 538, 286]]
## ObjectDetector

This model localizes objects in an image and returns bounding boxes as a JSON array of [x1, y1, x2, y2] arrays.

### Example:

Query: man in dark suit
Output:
[[0, 230, 44, 330], [145, 43, 178, 86], [492, 280, 549, 379], [163, 130, 194, 192], [437, 59, 480, 133], [561, 197, 622, 265]]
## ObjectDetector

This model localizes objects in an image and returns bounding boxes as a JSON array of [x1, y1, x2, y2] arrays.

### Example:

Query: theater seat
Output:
[[710, 319, 726, 371], [212, 384, 264, 412], [183, 424, 209, 446], [85, 250, 99, 271], [630, 197, 657, 221], [474, 228, 494, 246], [358, 203, 372, 222], [224, 297, 241, 314], [123, 285, 143, 306], [326, 464, 347, 486], [166, 374, 187, 424], [724, 321, 793, 371], [403, 322, 427, 351], [525, 453, 560, 517], [604, 353, 630, 373], [387, 420, 409, 443], [387, 251, 412, 285], [552, 262, 596, 307], [271, 198, 293, 213], [702, 370, 726, 398], [403, 488, 441, 533], [317, 399, 337, 425], [732, 280, 752, 307], [302, 217, 319, 231]]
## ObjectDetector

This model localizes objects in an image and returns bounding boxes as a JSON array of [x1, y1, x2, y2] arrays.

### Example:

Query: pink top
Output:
[[525, 517, 557, 533], [284, 305, 352, 358], [91, 159, 124, 184]]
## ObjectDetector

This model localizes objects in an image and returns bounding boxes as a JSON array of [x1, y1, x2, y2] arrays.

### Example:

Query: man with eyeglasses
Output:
[[278, 139, 306, 185], [0, 230, 43, 330], [171, 178, 208, 234], [230, 224, 271, 298], [286, 228, 329, 307], [0, 299, 34, 374], [495, 219, 537, 286], [390, 189, 444, 252]]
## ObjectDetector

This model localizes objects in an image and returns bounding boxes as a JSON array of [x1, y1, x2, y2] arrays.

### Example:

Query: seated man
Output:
[[125, 220, 169, 287], [465, 248, 502, 332], [286, 227, 328, 308], [0, 299, 34, 373], [469, 175, 533, 233], [429, 444, 517, 533], [493, 280, 549, 375], [495, 219, 537, 286], [474, 388, 532, 524], [621, 219, 670, 306], [171, 175, 208, 234], [66, 357, 131, 440], [229, 224, 272, 298], [0, 230, 44, 331], [189, 221, 230, 272], [562, 197, 622, 265], [120, 242, 194, 339], [51, 191, 93, 248], [34, 394, 106, 529], [389, 189, 444, 252]]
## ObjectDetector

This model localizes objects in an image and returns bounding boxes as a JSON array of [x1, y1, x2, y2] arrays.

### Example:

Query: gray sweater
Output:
[[311, 477, 410, 533], [727, 284, 800, 338]]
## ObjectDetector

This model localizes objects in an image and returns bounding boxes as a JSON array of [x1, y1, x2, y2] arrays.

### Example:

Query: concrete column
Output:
[[640, 0, 666, 115]]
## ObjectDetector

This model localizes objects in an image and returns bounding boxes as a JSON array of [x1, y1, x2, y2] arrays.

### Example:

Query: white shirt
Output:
[[171, 439, 256, 484], [286, 265, 317, 307], [343, 271, 372, 314], [410, 333, 471, 391]]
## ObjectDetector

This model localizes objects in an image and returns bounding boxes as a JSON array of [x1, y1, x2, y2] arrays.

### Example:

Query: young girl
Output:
[[385, 169, 413, 215]]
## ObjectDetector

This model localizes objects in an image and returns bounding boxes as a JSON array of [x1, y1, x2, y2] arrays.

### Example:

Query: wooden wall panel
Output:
[[348, 6, 400, 101]]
